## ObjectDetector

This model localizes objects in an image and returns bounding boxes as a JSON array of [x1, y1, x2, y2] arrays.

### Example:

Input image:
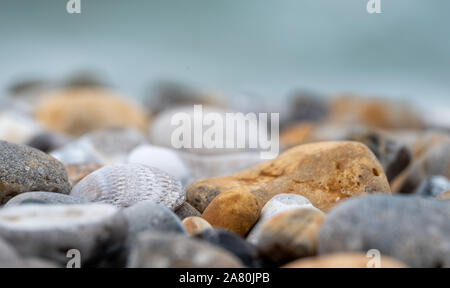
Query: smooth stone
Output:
[[0, 237, 59, 268], [247, 194, 316, 244], [66, 162, 103, 186], [127, 145, 191, 185], [318, 195, 450, 268], [195, 229, 274, 268], [0, 140, 71, 204], [182, 216, 212, 235], [202, 190, 261, 237], [287, 91, 328, 123], [174, 202, 201, 220], [0, 111, 43, 144], [4, 192, 86, 208], [124, 201, 186, 244], [51, 128, 147, 165], [0, 204, 128, 267], [282, 253, 407, 268], [71, 163, 185, 210], [127, 232, 243, 268], [187, 141, 391, 213], [415, 176, 450, 197], [178, 151, 264, 179], [34, 87, 149, 136], [257, 208, 325, 265], [26, 132, 71, 153], [345, 130, 411, 182]]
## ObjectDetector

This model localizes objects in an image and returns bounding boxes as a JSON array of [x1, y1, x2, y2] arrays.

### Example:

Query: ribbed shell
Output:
[[70, 163, 184, 210]]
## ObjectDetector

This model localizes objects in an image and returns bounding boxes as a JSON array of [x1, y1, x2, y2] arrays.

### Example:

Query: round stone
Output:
[[182, 216, 212, 235], [4, 192, 86, 208]]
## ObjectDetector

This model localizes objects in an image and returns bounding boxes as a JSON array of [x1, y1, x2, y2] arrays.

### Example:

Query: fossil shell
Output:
[[70, 163, 185, 210]]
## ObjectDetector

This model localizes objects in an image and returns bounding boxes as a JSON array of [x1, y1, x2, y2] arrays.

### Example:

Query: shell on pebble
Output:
[[247, 194, 317, 244], [0, 204, 128, 267], [127, 145, 191, 185], [70, 163, 185, 210], [51, 128, 147, 165], [4, 191, 86, 208]]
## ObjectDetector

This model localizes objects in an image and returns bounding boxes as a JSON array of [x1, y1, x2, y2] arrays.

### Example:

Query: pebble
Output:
[[127, 145, 191, 185], [182, 216, 212, 235], [393, 141, 450, 193], [66, 162, 103, 186], [34, 87, 149, 136], [414, 176, 450, 197], [51, 128, 147, 165], [0, 204, 128, 267], [124, 201, 186, 244], [247, 194, 316, 243], [0, 140, 71, 204], [187, 141, 391, 212], [26, 132, 71, 153], [287, 91, 328, 123], [195, 229, 273, 268], [345, 130, 411, 182], [174, 202, 201, 220], [0, 111, 43, 144], [256, 208, 325, 265], [127, 232, 243, 268], [318, 195, 450, 268], [201, 190, 261, 237], [0, 237, 59, 268], [70, 163, 185, 210], [4, 191, 86, 207], [437, 190, 450, 200], [282, 253, 407, 268]]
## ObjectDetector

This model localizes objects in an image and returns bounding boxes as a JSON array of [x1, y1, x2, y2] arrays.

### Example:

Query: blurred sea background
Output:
[[1, 0, 449, 125]]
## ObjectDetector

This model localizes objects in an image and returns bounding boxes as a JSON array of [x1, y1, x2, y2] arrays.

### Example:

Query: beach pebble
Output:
[[437, 190, 450, 200], [127, 232, 243, 268], [247, 194, 316, 243], [0, 140, 71, 204], [26, 132, 71, 153], [187, 141, 391, 212], [174, 202, 201, 220], [345, 130, 411, 182], [127, 145, 191, 185], [182, 216, 212, 235], [282, 253, 407, 268], [34, 87, 149, 136], [318, 195, 450, 268], [124, 201, 185, 244], [201, 190, 261, 237], [287, 91, 328, 124], [0, 111, 43, 144], [195, 229, 273, 268], [70, 163, 184, 210], [257, 208, 325, 265], [393, 141, 450, 193], [66, 163, 102, 186], [4, 191, 86, 207], [0, 237, 59, 268], [0, 204, 128, 267], [414, 176, 450, 197], [51, 128, 147, 165]]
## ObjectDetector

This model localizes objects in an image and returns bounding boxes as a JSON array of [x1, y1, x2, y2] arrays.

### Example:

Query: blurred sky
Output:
[[0, 0, 449, 108]]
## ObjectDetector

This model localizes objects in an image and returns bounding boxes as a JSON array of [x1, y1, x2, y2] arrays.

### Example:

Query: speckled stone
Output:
[[4, 191, 86, 207], [174, 202, 201, 220], [257, 208, 325, 265], [247, 194, 316, 243], [124, 201, 186, 244], [318, 195, 450, 268], [0, 204, 128, 267], [195, 229, 274, 268], [127, 232, 243, 268], [0, 140, 71, 204]]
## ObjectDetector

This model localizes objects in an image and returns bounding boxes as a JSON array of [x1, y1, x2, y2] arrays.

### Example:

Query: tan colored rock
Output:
[[66, 163, 102, 187], [201, 190, 261, 237], [282, 253, 408, 268], [187, 141, 391, 212], [328, 95, 423, 130], [257, 208, 325, 265], [280, 123, 315, 148], [182, 216, 212, 235], [34, 88, 149, 136], [437, 190, 450, 200]]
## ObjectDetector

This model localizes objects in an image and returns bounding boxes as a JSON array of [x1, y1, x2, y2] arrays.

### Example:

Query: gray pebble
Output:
[[319, 195, 450, 268], [174, 202, 201, 220], [4, 191, 86, 208]]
